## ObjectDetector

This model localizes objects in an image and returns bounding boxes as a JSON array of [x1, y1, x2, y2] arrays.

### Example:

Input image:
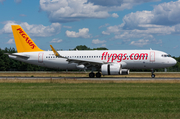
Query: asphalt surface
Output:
[[0, 77, 180, 80]]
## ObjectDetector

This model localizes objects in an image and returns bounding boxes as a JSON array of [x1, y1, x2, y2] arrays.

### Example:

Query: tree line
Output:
[[0, 46, 179, 72]]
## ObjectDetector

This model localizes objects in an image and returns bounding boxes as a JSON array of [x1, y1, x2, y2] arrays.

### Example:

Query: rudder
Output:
[[11, 25, 44, 53]]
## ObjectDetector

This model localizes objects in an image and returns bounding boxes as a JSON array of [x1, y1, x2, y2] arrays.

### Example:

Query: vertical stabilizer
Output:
[[11, 25, 44, 53]]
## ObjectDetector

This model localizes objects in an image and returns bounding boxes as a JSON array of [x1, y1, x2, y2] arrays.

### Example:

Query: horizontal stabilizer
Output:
[[5, 53, 30, 59]]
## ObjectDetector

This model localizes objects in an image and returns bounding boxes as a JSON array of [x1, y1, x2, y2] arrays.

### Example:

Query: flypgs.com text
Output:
[[101, 52, 148, 63], [17, 28, 36, 49]]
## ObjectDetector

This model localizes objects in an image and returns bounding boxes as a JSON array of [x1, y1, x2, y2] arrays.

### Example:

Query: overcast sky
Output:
[[0, 0, 180, 56]]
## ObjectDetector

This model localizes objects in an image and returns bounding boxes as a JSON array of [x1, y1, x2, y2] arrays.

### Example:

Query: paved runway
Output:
[[0, 77, 180, 80]]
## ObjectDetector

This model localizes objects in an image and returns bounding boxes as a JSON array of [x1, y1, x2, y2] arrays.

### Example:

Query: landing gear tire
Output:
[[151, 74, 155, 78], [151, 69, 155, 78], [96, 73, 101, 78], [89, 72, 95, 78]]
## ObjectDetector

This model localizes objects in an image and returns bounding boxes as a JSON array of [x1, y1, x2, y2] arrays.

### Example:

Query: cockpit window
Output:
[[168, 54, 171, 57], [161, 54, 171, 57]]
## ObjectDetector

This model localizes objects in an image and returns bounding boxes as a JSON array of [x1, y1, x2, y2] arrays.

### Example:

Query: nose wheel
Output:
[[151, 69, 155, 78], [151, 74, 155, 78]]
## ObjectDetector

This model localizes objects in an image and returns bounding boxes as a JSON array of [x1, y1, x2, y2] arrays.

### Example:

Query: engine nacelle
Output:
[[121, 69, 130, 75], [101, 64, 129, 75], [76, 64, 85, 69], [101, 64, 122, 75]]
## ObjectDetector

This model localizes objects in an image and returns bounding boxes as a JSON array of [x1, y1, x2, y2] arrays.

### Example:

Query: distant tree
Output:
[[74, 45, 91, 50], [0, 59, 6, 71], [74, 45, 108, 50], [92, 47, 108, 50]]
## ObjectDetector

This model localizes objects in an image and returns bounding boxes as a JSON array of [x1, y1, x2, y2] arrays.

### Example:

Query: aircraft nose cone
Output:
[[171, 58, 177, 66]]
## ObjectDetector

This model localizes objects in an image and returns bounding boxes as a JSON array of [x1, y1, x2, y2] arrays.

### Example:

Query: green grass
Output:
[[0, 83, 180, 119]]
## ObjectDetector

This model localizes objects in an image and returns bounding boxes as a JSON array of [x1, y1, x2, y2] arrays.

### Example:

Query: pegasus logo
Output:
[[17, 28, 36, 49]]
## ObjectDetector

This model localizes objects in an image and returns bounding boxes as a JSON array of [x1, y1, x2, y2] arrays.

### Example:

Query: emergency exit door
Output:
[[38, 53, 44, 63], [150, 51, 155, 62]]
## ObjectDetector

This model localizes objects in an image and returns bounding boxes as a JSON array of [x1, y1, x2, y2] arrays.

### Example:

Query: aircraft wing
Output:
[[66, 58, 104, 65], [66, 58, 109, 69], [50, 45, 108, 69], [66, 58, 127, 69]]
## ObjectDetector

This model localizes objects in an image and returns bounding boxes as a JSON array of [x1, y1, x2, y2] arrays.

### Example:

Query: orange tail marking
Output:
[[11, 25, 44, 53]]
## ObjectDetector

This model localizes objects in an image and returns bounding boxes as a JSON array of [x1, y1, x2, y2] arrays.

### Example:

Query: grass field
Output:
[[0, 83, 180, 119]]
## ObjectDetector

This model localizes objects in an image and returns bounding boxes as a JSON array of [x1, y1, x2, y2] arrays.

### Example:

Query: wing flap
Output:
[[67, 58, 104, 65]]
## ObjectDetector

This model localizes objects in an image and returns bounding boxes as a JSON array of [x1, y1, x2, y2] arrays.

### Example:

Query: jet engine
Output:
[[101, 64, 129, 75], [121, 69, 130, 75], [101, 64, 121, 75], [76, 64, 85, 69]]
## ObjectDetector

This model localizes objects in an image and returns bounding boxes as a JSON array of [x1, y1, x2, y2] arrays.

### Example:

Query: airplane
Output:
[[6, 25, 177, 78]]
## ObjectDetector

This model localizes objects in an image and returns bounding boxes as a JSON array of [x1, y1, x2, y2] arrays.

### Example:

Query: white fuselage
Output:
[[9, 50, 177, 70]]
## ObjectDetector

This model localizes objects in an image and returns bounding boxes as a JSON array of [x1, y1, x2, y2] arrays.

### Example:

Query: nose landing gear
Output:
[[151, 74, 155, 78], [151, 69, 155, 78]]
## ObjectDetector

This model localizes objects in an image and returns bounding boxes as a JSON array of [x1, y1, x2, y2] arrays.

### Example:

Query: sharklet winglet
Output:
[[50, 45, 67, 59]]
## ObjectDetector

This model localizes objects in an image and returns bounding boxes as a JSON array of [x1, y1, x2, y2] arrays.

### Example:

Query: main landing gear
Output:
[[89, 72, 101, 78], [151, 69, 155, 78], [89, 72, 95, 78], [96, 72, 101, 78]]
